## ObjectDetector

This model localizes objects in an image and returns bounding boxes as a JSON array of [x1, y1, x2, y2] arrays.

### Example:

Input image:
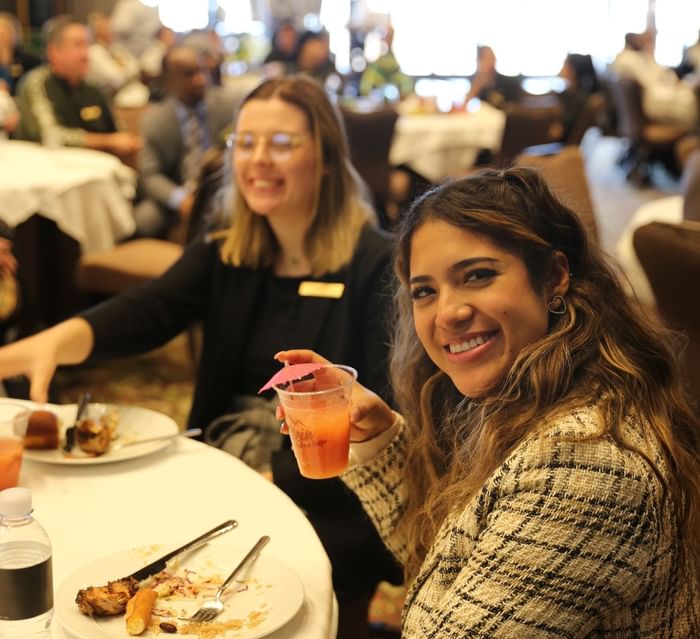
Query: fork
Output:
[[182, 535, 271, 623]]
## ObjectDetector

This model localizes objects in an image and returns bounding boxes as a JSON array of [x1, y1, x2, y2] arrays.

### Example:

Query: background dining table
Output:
[[0, 140, 136, 254], [390, 100, 506, 182], [17, 429, 338, 639], [0, 140, 137, 333]]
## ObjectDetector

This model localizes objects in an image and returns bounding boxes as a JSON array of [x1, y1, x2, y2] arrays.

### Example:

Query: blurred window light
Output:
[[320, 0, 351, 73], [219, 0, 255, 33], [655, 0, 700, 66], [158, 0, 208, 31], [367, 0, 654, 76]]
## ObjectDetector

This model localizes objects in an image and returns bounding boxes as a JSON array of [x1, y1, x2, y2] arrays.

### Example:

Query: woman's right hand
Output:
[[274, 349, 396, 442], [0, 318, 94, 402], [0, 333, 63, 402]]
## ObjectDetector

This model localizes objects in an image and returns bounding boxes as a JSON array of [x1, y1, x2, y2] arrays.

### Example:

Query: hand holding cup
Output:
[[273, 349, 396, 448]]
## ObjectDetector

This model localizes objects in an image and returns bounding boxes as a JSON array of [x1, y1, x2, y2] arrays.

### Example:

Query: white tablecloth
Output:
[[14, 424, 336, 639], [0, 141, 136, 255], [390, 103, 506, 182]]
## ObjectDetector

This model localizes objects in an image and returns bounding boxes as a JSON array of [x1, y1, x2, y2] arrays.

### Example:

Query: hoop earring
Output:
[[547, 294, 567, 315]]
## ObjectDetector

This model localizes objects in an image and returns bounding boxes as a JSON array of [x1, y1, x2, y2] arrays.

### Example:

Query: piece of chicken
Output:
[[76, 577, 139, 616], [76, 417, 112, 455]]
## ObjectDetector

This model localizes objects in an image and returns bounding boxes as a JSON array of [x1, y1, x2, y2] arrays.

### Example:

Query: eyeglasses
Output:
[[228, 131, 309, 161]]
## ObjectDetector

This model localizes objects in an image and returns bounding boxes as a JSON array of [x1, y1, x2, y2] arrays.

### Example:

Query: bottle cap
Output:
[[0, 487, 32, 517]]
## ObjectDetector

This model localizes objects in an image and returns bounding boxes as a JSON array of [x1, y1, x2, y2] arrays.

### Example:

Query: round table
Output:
[[390, 102, 506, 182], [0, 140, 136, 255], [17, 428, 337, 639]]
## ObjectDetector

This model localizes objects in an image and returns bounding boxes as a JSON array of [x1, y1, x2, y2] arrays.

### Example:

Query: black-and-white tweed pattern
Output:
[[343, 405, 700, 638]]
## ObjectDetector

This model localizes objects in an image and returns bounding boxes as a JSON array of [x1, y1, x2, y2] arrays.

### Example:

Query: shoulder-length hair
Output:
[[218, 75, 372, 276], [391, 167, 700, 581]]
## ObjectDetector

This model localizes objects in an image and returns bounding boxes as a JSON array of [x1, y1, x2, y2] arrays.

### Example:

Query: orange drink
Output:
[[0, 403, 30, 490], [0, 438, 23, 490], [274, 365, 357, 479]]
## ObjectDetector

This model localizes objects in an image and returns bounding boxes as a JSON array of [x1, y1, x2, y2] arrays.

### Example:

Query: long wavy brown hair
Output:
[[390, 167, 700, 582], [218, 75, 372, 276]]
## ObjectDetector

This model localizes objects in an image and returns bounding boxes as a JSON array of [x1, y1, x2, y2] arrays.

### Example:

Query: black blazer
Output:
[[83, 223, 402, 590], [84, 223, 394, 425]]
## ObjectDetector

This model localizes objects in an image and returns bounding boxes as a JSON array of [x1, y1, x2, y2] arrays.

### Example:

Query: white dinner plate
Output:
[[0, 398, 179, 465], [56, 544, 305, 639]]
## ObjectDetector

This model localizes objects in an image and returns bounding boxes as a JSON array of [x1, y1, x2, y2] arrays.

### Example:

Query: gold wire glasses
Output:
[[228, 131, 309, 161]]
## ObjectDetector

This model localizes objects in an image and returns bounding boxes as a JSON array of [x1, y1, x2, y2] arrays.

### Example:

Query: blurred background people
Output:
[[611, 30, 698, 131], [463, 45, 523, 108], [86, 11, 148, 108], [140, 25, 176, 79], [0, 79, 18, 136], [110, 0, 162, 59], [0, 12, 40, 95], [15, 15, 142, 163], [550, 53, 600, 142], [182, 29, 225, 86], [139, 25, 177, 102], [263, 21, 298, 75], [293, 29, 342, 93], [682, 30, 700, 76], [359, 25, 413, 99], [134, 45, 242, 238]]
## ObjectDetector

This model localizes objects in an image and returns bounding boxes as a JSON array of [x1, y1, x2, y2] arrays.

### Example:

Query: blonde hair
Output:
[[391, 168, 700, 582], [217, 75, 372, 276]]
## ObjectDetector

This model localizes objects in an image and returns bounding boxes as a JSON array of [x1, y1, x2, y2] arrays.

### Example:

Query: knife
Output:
[[63, 392, 91, 453], [127, 519, 238, 582]]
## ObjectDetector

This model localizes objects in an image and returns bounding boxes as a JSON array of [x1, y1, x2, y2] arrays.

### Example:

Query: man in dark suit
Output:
[[134, 45, 243, 238]]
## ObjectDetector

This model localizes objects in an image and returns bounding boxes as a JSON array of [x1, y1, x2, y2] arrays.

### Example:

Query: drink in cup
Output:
[[274, 365, 357, 479], [0, 404, 30, 490]]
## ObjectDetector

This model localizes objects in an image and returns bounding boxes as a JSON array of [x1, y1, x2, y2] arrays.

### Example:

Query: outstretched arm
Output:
[[0, 318, 94, 401]]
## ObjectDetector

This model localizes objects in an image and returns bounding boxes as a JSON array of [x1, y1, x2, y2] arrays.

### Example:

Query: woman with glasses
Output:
[[0, 75, 401, 638]]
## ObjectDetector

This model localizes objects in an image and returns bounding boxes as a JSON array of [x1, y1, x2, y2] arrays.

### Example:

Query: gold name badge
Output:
[[298, 281, 345, 299], [80, 105, 102, 121]]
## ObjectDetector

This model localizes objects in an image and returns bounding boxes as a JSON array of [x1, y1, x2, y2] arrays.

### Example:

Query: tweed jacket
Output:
[[343, 404, 700, 638]]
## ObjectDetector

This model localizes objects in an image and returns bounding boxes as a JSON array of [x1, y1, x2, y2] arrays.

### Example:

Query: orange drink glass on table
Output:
[[274, 365, 357, 479], [0, 403, 30, 490]]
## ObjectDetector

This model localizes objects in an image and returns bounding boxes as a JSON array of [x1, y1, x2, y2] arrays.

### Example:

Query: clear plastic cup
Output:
[[0, 404, 30, 490], [274, 365, 357, 479]]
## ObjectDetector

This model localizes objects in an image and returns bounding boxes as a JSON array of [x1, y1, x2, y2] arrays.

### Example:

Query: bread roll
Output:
[[125, 588, 157, 635], [24, 410, 59, 450]]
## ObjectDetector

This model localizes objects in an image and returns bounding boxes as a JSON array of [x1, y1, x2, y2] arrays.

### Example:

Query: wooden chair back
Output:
[[515, 146, 599, 242], [633, 221, 700, 405], [340, 107, 399, 211]]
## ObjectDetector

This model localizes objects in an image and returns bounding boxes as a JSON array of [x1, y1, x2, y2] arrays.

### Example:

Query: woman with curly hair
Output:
[[279, 167, 700, 636]]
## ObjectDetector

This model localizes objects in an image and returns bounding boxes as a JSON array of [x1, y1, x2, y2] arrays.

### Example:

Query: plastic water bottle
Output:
[[0, 488, 53, 638]]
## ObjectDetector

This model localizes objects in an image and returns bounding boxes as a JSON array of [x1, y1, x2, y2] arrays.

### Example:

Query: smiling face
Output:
[[409, 219, 568, 398], [233, 97, 318, 224]]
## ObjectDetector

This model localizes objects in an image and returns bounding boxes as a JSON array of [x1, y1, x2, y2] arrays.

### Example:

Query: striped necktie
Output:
[[181, 108, 204, 189]]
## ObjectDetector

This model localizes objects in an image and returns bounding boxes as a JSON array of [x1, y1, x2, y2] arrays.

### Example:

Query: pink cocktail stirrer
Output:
[[258, 363, 326, 394]]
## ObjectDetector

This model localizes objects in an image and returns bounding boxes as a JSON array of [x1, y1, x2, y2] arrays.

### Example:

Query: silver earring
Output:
[[547, 294, 567, 315]]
